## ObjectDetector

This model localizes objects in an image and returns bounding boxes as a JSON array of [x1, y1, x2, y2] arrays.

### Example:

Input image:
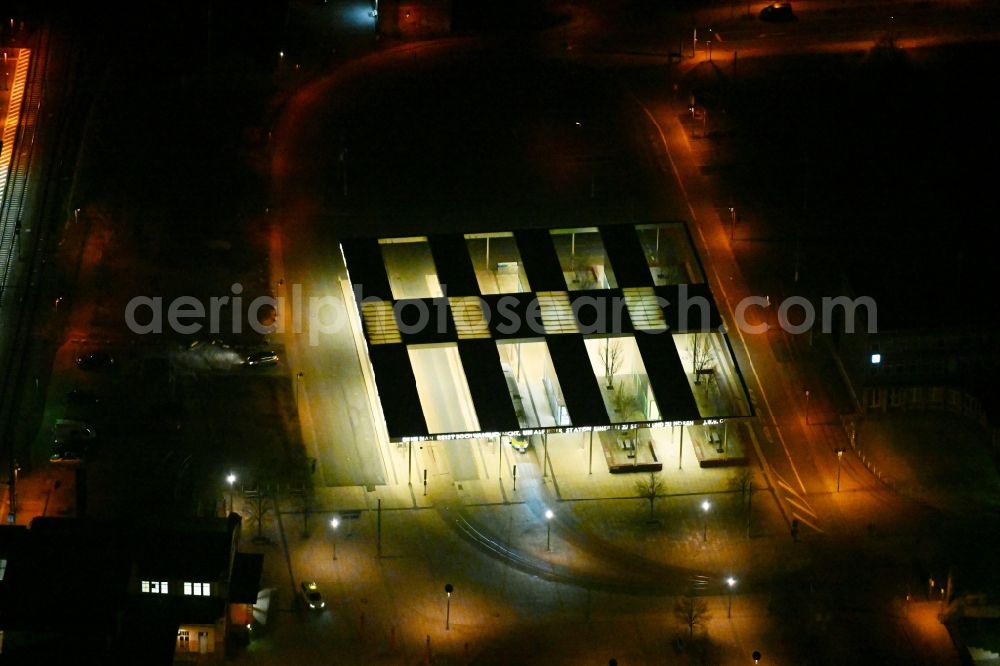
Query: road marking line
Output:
[[792, 512, 823, 534], [784, 495, 817, 520], [636, 98, 810, 500]]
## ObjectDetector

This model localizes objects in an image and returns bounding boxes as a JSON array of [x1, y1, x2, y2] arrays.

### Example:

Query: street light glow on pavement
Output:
[[226, 473, 236, 514], [727, 576, 737, 617], [702, 500, 711, 542], [330, 517, 340, 560]]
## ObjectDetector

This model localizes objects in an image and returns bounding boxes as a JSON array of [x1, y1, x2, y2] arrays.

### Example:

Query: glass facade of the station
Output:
[[465, 232, 532, 295], [550, 227, 618, 291], [343, 223, 752, 442]]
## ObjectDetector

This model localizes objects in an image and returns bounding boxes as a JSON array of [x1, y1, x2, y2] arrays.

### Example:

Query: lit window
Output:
[[0, 558, 6, 581], [870, 353, 881, 364], [184, 582, 211, 596], [142, 580, 169, 594]]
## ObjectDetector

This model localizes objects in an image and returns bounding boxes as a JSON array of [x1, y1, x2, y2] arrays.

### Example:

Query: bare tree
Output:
[[675, 595, 710, 640], [598, 339, 624, 389], [691, 334, 713, 384], [611, 382, 640, 419], [242, 482, 276, 544], [729, 468, 752, 509], [289, 483, 313, 538], [634, 472, 666, 520], [612, 383, 645, 464]]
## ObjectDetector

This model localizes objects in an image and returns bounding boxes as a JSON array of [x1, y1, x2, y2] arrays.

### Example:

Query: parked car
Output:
[[507, 434, 530, 453], [53, 418, 96, 446], [245, 350, 279, 367], [759, 1, 794, 21], [300, 581, 325, 610], [76, 351, 115, 370], [51, 419, 96, 463], [50, 447, 86, 463]]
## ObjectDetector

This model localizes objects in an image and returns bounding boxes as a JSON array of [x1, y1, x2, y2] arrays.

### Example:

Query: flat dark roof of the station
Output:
[[429, 234, 480, 296], [368, 345, 428, 438], [545, 335, 611, 427], [600, 225, 653, 288], [342, 238, 393, 300], [514, 229, 566, 292], [458, 340, 521, 432]]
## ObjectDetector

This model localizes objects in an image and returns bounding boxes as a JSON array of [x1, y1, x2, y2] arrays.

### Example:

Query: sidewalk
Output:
[[235, 473, 808, 665], [236, 455, 959, 665]]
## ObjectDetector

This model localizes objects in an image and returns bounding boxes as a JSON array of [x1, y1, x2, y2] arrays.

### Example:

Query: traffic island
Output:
[[601, 429, 663, 474], [690, 421, 749, 468]]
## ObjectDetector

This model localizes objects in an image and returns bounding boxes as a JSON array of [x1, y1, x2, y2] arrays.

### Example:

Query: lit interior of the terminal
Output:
[[341, 223, 753, 445]]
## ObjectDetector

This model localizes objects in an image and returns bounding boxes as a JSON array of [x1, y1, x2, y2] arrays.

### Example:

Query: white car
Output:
[[503, 434, 530, 453], [300, 581, 325, 610]]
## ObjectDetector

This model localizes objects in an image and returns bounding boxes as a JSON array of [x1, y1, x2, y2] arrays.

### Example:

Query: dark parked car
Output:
[[53, 419, 96, 446], [245, 350, 279, 367], [50, 447, 86, 463], [76, 351, 115, 370], [51, 419, 96, 463], [760, 2, 794, 21]]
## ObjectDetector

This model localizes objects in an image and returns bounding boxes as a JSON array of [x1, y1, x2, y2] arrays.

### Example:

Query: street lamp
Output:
[[805, 389, 811, 425], [726, 576, 737, 618], [330, 517, 340, 560], [836, 448, 845, 492], [729, 206, 736, 241], [444, 583, 454, 630], [226, 473, 236, 514], [545, 509, 554, 551], [701, 500, 711, 542]]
